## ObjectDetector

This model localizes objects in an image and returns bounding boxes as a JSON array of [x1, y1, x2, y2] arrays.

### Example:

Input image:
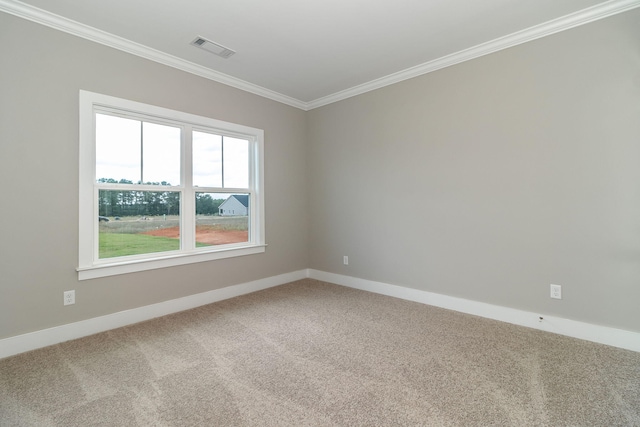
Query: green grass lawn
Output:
[[99, 232, 179, 258], [99, 233, 211, 258]]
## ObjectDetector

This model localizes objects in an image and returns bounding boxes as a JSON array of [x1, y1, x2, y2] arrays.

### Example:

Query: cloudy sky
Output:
[[96, 113, 248, 189]]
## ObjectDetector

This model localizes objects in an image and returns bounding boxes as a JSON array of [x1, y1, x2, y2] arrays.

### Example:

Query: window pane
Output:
[[195, 193, 249, 247], [98, 190, 180, 258], [223, 137, 249, 188], [96, 114, 141, 184], [193, 131, 222, 187], [142, 122, 181, 186]]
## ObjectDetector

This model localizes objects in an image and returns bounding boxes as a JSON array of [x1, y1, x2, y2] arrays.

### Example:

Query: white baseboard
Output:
[[0, 270, 308, 359], [3, 268, 638, 359], [307, 269, 640, 353]]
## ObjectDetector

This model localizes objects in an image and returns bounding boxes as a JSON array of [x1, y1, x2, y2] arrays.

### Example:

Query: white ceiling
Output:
[[2, 0, 638, 109]]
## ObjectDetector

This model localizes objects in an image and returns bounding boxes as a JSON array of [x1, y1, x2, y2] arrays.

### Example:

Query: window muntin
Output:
[[79, 91, 265, 280]]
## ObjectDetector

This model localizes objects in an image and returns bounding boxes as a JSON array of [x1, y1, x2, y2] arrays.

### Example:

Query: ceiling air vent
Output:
[[191, 36, 236, 59]]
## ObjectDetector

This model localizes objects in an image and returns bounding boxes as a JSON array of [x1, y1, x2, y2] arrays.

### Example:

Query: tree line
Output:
[[98, 178, 225, 217]]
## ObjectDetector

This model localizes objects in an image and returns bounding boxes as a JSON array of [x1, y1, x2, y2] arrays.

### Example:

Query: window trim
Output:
[[78, 90, 265, 280]]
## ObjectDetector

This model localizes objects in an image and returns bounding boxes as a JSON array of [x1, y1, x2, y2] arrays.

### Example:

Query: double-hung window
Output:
[[78, 91, 265, 280]]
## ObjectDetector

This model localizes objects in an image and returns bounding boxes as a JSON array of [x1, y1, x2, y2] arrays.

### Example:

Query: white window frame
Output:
[[78, 90, 265, 280]]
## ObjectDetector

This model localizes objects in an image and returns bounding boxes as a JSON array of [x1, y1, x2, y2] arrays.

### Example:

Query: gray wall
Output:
[[0, 13, 309, 340], [307, 9, 640, 333]]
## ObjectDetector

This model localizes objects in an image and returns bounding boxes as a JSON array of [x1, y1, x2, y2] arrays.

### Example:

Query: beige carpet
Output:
[[1, 279, 639, 426]]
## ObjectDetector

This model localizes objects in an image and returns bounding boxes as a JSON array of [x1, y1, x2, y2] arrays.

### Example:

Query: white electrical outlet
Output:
[[550, 284, 562, 300], [64, 290, 75, 306], [343, 256, 349, 265]]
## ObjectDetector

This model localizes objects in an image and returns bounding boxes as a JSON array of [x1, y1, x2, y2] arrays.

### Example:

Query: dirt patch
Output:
[[142, 226, 248, 245]]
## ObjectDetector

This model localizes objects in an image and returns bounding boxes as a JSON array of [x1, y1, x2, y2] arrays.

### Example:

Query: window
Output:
[[78, 91, 265, 280]]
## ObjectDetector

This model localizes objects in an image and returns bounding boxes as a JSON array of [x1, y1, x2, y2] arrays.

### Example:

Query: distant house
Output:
[[218, 195, 249, 216]]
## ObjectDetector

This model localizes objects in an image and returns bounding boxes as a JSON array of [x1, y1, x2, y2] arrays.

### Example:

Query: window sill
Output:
[[77, 244, 266, 280]]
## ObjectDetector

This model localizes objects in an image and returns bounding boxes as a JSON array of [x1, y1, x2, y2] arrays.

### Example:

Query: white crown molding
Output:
[[0, 0, 307, 110], [308, 270, 640, 353], [1, 0, 639, 111], [305, 0, 640, 109]]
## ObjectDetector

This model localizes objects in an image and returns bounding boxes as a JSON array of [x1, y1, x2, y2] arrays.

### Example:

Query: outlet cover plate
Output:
[[64, 290, 76, 306]]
